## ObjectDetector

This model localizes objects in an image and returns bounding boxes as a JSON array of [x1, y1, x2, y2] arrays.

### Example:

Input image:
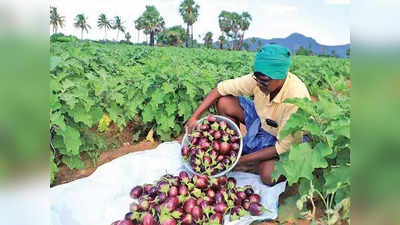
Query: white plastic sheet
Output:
[[50, 141, 286, 225]]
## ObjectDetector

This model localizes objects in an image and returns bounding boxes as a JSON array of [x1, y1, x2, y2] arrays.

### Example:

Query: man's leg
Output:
[[258, 158, 286, 186], [216, 96, 245, 126]]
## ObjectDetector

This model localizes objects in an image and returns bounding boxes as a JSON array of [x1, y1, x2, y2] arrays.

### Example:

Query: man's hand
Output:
[[185, 88, 222, 134], [185, 116, 199, 134]]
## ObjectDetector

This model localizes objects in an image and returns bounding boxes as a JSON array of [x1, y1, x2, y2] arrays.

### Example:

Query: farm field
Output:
[[50, 36, 350, 224]]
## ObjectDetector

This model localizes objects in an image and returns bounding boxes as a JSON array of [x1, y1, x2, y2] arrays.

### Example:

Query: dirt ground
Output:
[[53, 124, 320, 225]]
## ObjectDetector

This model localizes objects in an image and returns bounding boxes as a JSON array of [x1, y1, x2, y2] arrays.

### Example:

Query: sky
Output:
[[50, 0, 350, 45]]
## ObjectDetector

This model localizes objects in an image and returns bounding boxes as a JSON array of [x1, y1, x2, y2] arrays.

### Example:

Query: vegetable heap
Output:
[[181, 115, 241, 176], [112, 171, 268, 225]]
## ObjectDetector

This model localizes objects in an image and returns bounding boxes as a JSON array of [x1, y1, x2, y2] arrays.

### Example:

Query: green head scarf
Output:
[[253, 44, 292, 80]]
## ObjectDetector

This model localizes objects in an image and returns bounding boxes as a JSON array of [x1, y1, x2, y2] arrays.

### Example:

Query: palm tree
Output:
[[179, 0, 200, 47], [125, 32, 131, 42], [135, 6, 165, 46], [135, 17, 145, 43], [218, 11, 234, 49], [238, 12, 252, 50], [229, 12, 241, 50], [218, 35, 225, 49], [97, 13, 112, 40], [113, 16, 125, 41], [203, 32, 213, 48], [50, 6, 65, 34], [74, 14, 91, 39]]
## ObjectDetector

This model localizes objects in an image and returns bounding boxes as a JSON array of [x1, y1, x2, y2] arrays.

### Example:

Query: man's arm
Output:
[[238, 146, 279, 165], [186, 88, 222, 132]]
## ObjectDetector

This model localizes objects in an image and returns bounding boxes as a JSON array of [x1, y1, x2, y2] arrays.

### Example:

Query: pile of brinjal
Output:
[[181, 115, 241, 176], [112, 171, 268, 225]]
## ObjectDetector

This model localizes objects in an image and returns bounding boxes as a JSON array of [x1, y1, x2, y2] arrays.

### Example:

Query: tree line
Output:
[[50, 0, 252, 50]]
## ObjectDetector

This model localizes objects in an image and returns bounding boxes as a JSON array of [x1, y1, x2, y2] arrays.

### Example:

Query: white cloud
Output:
[[325, 0, 350, 5]]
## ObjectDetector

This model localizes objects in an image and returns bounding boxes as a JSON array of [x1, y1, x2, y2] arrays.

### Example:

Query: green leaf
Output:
[[61, 155, 84, 169], [328, 119, 350, 138], [142, 104, 154, 122], [68, 104, 93, 126], [111, 92, 125, 105], [50, 111, 66, 131], [280, 143, 332, 185], [166, 103, 177, 116], [50, 92, 61, 111], [324, 166, 350, 193], [59, 126, 81, 155], [178, 101, 192, 121], [284, 143, 314, 183], [318, 96, 342, 117], [93, 79, 107, 96], [62, 79, 75, 90], [285, 97, 315, 116], [279, 113, 305, 140], [162, 83, 175, 93], [150, 89, 164, 109], [311, 143, 333, 168], [61, 93, 78, 109], [50, 56, 62, 71], [108, 102, 123, 123]]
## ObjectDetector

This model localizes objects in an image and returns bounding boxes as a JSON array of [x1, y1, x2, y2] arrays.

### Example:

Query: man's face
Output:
[[253, 73, 281, 95]]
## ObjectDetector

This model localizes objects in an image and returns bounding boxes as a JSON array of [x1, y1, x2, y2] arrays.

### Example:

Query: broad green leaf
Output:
[[50, 75, 62, 91], [328, 119, 350, 138], [50, 56, 62, 71], [161, 83, 174, 93], [50, 92, 61, 111], [150, 88, 165, 110], [303, 121, 321, 137], [318, 96, 342, 117], [93, 79, 107, 96], [142, 104, 154, 123], [108, 102, 123, 123], [50, 111, 66, 131], [62, 79, 75, 90], [311, 143, 332, 168], [61, 93, 77, 109], [62, 155, 85, 169], [111, 92, 125, 105], [324, 166, 350, 193], [178, 102, 192, 121], [284, 143, 314, 183], [59, 126, 81, 155], [166, 103, 177, 116], [271, 152, 288, 181], [68, 104, 93, 126], [279, 113, 305, 140], [285, 97, 315, 116]]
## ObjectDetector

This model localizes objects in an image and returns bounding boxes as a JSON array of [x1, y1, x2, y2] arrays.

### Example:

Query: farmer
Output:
[[185, 44, 310, 186]]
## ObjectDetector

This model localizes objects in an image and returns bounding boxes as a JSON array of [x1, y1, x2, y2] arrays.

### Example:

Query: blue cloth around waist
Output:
[[238, 96, 277, 155]]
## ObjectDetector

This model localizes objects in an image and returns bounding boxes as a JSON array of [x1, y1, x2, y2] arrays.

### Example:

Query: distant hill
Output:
[[215, 33, 350, 58]]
